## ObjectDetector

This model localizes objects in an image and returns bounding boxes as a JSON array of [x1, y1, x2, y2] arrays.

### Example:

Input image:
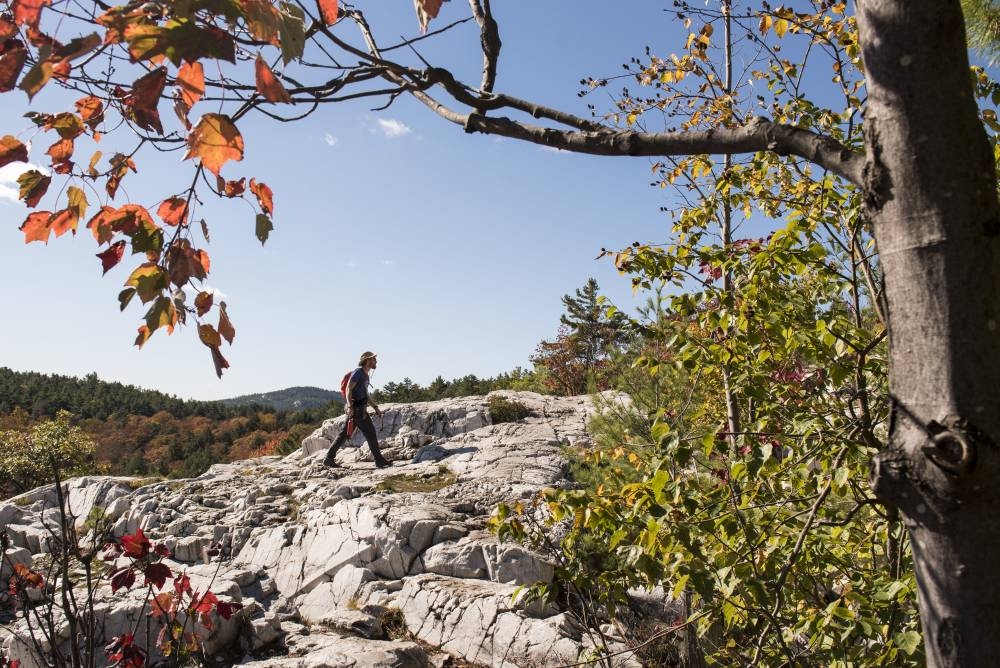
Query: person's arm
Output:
[[345, 379, 357, 411], [371, 399, 381, 416]]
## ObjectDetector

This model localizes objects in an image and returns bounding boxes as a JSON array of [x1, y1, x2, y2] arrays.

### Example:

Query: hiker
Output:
[[324, 351, 392, 468]]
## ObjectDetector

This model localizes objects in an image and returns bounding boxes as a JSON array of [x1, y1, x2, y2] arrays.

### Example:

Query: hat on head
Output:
[[359, 351, 377, 365]]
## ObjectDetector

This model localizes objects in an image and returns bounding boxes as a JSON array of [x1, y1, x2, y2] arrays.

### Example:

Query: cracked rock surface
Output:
[[1, 392, 642, 667]]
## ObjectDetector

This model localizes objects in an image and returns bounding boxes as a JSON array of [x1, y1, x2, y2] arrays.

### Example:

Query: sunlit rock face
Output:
[[2, 392, 649, 667]]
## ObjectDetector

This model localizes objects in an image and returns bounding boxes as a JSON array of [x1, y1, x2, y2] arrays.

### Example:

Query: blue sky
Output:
[[0, 3, 694, 400], [0, 2, 892, 401]]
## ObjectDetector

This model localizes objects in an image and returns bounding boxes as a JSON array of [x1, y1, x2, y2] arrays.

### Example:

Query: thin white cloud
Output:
[[381, 259, 394, 266], [323, 133, 339, 147], [200, 285, 228, 302], [540, 145, 567, 154], [343, 261, 358, 268], [0, 162, 47, 204], [375, 118, 412, 138]]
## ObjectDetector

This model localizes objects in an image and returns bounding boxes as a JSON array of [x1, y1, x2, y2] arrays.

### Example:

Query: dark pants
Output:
[[324, 406, 388, 465]]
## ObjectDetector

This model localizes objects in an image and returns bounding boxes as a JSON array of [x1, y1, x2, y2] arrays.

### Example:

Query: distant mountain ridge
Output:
[[220, 386, 343, 411]]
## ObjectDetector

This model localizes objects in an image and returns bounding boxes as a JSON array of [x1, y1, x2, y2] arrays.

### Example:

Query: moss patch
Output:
[[374, 467, 457, 493]]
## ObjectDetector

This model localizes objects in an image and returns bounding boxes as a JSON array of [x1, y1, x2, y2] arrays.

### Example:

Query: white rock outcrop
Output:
[[1, 392, 645, 667]]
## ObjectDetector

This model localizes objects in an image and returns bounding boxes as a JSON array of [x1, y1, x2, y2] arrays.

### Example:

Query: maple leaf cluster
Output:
[[101, 528, 242, 664], [1, 0, 450, 375]]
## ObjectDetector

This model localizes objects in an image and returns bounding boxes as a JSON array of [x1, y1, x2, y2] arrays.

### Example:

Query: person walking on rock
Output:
[[324, 351, 391, 468]]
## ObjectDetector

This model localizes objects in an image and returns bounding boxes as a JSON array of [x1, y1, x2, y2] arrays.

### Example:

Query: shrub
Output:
[[0, 411, 98, 497], [487, 395, 533, 424]]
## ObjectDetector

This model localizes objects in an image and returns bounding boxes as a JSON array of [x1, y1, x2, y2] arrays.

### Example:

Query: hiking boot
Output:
[[323, 458, 341, 468], [375, 459, 392, 469]]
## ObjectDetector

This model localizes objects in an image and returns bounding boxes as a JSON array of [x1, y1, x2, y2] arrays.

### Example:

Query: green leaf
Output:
[[255, 213, 273, 245], [144, 295, 177, 333], [125, 263, 168, 304], [19, 45, 52, 101], [278, 2, 306, 65], [671, 573, 690, 600], [117, 287, 136, 311], [894, 630, 922, 655], [131, 224, 164, 256]]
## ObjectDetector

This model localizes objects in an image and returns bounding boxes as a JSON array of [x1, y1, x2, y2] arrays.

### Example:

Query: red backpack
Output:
[[340, 370, 353, 401]]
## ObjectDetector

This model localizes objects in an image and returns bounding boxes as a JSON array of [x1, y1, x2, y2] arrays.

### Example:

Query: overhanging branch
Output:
[[459, 113, 864, 185]]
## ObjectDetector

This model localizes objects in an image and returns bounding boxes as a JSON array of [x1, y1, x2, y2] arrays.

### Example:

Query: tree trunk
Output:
[[858, 1, 1000, 665]]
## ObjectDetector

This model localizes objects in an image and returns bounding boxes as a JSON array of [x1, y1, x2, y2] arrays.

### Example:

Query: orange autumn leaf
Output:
[[75, 95, 104, 130], [86, 205, 118, 244], [51, 58, 70, 80], [0, 16, 16, 40], [177, 61, 204, 108], [195, 290, 213, 316], [218, 302, 235, 344], [20, 211, 52, 243], [254, 53, 291, 104], [198, 324, 229, 377], [49, 185, 88, 237], [0, 135, 28, 168], [46, 137, 73, 172], [157, 197, 188, 226], [49, 208, 76, 237], [106, 153, 137, 199], [134, 324, 151, 347], [210, 345, 229, 378], [113, 203, 156, 236], [0, 39, 28, 93], [414, 0, 444, 33], [166, 239, 208, 286], [249, 178, 273, 216], [218, 176, 246, 197], [12, 0, 51, 27], [198, 323, 221, 348], [185, 113, 244, 176], [317, 0, 339, 26], [124, 67, 167, 134]]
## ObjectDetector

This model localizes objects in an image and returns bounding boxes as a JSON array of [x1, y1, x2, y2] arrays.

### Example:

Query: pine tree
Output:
[[558, 278, 628, 376]]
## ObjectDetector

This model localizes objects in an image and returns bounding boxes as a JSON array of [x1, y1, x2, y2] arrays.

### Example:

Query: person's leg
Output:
[[356, 412, 389, 466], [323, 419, 351, 466]]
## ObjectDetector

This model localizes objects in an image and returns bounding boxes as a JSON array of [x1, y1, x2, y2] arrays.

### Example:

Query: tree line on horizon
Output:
[[0, 280, 623, 495]]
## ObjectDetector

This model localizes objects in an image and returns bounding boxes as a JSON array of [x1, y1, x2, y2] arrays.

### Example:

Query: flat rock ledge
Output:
[[1, 392, 645, 667]]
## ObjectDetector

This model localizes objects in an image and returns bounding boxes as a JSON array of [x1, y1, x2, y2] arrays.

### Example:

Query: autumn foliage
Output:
[[0, 0, 450, 377], [4, 524, 241, 667]]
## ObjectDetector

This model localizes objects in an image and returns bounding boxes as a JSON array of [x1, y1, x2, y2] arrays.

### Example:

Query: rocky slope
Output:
[[0, 392, 650, 667]]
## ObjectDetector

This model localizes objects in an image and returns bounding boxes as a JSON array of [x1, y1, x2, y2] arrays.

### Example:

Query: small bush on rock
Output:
[[487, 395, 533, 424]]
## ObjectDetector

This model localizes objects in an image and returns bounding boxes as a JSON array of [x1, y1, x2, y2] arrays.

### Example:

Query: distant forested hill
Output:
[[0, 367, 343, 479], [0, 367, 256, 420], [221, 386, 343, 411]]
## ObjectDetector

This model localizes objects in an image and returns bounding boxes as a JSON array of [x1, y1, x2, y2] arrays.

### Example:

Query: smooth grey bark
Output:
[[856, 1, 1000, 666]]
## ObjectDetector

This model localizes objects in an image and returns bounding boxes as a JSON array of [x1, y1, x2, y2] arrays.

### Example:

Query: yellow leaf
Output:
[[184, 113, 244, 177], [774, 18, 789, 38], [125, 263, 168, 304]]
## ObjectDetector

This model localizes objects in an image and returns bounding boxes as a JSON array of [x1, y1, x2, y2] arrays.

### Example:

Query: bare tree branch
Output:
[[458, 114, 864, 185]]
